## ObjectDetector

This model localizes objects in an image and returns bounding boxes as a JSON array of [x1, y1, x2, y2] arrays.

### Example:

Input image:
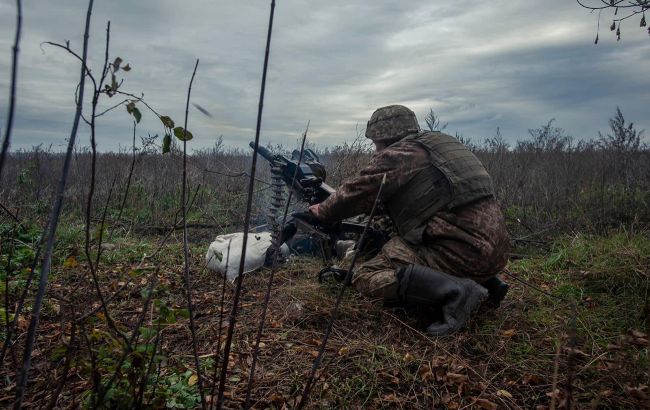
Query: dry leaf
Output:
[[564, 347, 589, 357], [188, 374, 198, 386], [269, 393, 285, 405], [431, 355, 446, 367], [382, 393, 400, 403], [418, 365, 434, 382], [446, 372, 468, 385], [378, 372, 400, 385], [16, 315, 28, 331], [306, 338, 320, 346], [474, 398, 497, 410], [501, 328, 516, 338], [522, 374, 543, 385], [63, 256, 79, 268], [625, 385, 648, 401]]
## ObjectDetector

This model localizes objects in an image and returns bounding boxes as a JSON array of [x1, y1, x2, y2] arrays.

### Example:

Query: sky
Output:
[[0, 0, 649, 152]]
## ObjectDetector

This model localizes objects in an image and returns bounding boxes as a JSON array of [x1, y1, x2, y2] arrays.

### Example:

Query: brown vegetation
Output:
[[1, 109, 648, 408]]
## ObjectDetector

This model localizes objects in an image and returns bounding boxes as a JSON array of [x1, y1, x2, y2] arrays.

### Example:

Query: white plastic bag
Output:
[[205, 232, 288, 282]]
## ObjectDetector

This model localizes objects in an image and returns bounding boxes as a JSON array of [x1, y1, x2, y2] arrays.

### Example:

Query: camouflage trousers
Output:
[[350, 198, 511, 300]]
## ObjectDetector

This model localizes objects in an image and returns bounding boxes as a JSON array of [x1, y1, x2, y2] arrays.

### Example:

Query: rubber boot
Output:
[[481, 275, 509, 308], [397, 265, 488, 336]]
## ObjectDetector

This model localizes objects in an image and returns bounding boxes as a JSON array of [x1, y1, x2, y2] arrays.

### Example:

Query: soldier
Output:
[[308, 105, 511, 335]]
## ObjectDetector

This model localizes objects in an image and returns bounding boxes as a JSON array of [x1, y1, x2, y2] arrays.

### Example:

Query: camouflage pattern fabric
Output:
[[318, 137, 433, 223], [351, 198, 510, 300], [365, 105, 421, 143], [319, 104, 510, 301]]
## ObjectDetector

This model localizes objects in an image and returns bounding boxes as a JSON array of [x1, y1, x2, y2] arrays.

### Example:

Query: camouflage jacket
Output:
[[318, 138, 430, 223]]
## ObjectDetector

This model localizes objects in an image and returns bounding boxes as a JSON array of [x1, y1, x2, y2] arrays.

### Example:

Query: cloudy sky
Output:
[[0, 0, 648, 152]]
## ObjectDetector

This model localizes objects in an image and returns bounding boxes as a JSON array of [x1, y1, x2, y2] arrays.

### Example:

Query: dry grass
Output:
[[1, 227, 647, 409]]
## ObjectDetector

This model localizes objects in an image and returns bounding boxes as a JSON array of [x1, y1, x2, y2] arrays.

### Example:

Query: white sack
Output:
[[205, 232, 288, 282]]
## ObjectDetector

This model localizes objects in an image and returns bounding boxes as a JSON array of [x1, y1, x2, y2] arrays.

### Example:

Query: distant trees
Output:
[[577, 0, 649, 42], [518, 119, 573, 152], [598, 106, 645, 151], [424, 108, 447, 132]]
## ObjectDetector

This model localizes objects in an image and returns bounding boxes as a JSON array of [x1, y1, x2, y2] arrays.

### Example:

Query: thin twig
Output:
[[215, 2, 276, 407], [0, 0, 22, 181], [297, 174, 387, 409], [14, 1, 95, 407], [135, 318, 163, 408], [0, 218, 48, 367], [180, 58, 206, 410], [45, 320, 77, 410], [209, 240, 232, 410], [109, 120, 138, 239], [95, 271, 158, 405], [550, 341, 561, 410], [0, 202, 21, 225], [244, 122, 309, 408], [82, 21, 130, 349]]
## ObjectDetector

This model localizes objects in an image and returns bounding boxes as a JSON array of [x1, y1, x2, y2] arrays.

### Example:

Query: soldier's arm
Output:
[[317, 142, 427, 223]]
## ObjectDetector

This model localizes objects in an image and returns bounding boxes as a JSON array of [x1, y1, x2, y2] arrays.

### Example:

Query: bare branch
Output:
[[14, 1, 95, 407], [180, 58, 207, 410], [296, 174, 387, 409], [0, 0, 22, 181], [244, 122, 309, 407], [216, 1, 276, 407]]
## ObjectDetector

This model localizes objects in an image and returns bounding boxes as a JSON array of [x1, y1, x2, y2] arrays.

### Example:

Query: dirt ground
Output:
[[1, 230, 648, 409]]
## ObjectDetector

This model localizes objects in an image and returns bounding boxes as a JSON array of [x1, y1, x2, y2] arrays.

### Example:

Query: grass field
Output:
[[1, 221, 647, 408]]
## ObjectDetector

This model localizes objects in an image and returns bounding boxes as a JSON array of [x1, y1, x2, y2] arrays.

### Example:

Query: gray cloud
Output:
[[0, 0, 648, 153]]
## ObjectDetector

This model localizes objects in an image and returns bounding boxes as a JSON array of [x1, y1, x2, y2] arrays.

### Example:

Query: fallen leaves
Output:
[[417, 364, 434, 382], [446, 372, 468, 385], [630, 330, 648, 347], [63, 256, 79, 269], [402, 352, 414, 362], [377, 371, 400, 386], [473, 397, 498, 409], [624, 384, 648, 401], [501, 328, 517, 338], [598, 389, 615, 398], [522, 373, 543, 385], [269, 392, 285, 406], [304, 337, 321, 347]]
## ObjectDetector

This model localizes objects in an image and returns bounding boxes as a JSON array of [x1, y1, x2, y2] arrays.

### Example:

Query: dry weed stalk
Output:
[[215, 1, 276, 407], [0, 0, 22, 181], [14, 1, 95, 407], [179, 58, 207, 410]]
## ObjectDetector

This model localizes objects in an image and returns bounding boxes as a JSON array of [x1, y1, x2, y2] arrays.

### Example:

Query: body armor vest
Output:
[[386, 131, 494, 242]]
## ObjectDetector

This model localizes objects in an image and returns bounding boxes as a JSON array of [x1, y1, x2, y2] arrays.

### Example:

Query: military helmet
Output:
[[365, 105, 420, 143]]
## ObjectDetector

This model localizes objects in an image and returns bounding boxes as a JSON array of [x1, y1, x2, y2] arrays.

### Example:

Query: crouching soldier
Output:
[[308, 105, 511, 335]]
